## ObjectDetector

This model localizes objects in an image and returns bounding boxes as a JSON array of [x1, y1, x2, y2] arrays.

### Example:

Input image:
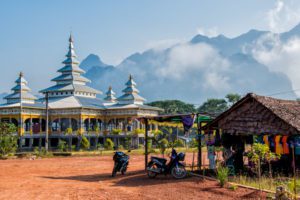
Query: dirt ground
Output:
[[0, 154, 262, 200]]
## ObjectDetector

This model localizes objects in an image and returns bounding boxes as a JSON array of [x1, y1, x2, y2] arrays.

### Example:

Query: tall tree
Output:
[[147, 100, 196, 114], [197, 98, 228, 114], [0, 122, 17, 158], [226, 93, 241, 105]]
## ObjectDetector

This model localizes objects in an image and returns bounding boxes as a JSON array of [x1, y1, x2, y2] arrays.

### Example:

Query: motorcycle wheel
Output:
[[112, 166, 117, 177], [121, 165, 127, 175], [147, 163, 158, 178], [171, 165, 187, 179]]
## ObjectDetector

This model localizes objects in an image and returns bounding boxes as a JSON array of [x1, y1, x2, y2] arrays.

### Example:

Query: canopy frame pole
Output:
[[144, 118, 149, 170], [197, 114, 202, 170]]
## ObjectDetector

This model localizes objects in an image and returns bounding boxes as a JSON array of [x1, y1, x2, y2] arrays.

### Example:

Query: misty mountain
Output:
[[82, 24, 300, 103], [80, 54, 114, 72]]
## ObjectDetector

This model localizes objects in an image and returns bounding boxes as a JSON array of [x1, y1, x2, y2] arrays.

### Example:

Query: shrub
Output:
[[138, 144, 144, 149], [174, 139, 185, 147], [124, 137, 131, 150], [94, 125, 100, 133], [104, 138, 114, 150], [57, 139, 67, 152], [228, 184, 238, 191], [76, 129, 82, 136], [112, 129, 122, 135], [33, 147, 39, 155], [147, 138, 153, 152], [217, 166, 229, 187], [65, 128, 73, 135], [97, 143, 104, 150], [80, 136, 90, 150], [34, 147, 52, 157], [118, 145, 124, 150], [0, 123, 17, 158], [189, 138, 198, 148], [134, 129, 145, 135], [159, 138, 169, 155]]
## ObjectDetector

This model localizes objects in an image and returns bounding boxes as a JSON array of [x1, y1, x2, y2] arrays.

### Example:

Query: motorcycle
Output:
[[112, 151, 129, 177], [147, 148, 187, 179]]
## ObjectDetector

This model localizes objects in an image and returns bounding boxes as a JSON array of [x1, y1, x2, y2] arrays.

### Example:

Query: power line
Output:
[[266, 89, 300, 97]]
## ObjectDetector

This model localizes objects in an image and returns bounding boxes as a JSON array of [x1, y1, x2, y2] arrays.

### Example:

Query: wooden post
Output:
[[292, 145, 297, 199], [45, 92, 49, 152], [197, 114, 202, 170], [145, 118, 149, 170]]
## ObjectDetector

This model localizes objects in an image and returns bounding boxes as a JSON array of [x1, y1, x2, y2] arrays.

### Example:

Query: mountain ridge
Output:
[[81, 24, 300, 103]]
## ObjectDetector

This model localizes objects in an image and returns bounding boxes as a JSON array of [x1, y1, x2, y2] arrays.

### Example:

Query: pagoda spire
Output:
[[104, 86, 117, 102], [40, 34, 101, 98], [4, 72, 37, 104], [117, 74, 145, 105]]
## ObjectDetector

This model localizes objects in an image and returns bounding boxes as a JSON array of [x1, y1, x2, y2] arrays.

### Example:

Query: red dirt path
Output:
[[0, 155, 261, 200]]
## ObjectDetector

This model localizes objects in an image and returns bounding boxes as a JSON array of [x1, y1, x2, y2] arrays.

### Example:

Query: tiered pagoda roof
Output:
[[40, 34, 101, 98], [117, 74, 145, 105], [104, 86, 117, 102], [4, 72, 37, 104]]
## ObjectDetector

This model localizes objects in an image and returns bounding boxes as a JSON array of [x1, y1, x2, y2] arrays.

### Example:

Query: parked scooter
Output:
[[112, 151, 130, 177], [147, 148, 187, 179]]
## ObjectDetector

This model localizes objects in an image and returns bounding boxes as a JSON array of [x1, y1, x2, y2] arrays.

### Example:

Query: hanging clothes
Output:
[[263, 135, 269, 146], [282, 136, 289, 154], [269, 135, 275, 152], [181, 115, 195, 133], [275, 135, 283, 155]]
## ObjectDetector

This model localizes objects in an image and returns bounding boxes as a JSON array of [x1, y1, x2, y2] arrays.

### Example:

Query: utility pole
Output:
[[19, 72, 23, 150], [145, 118, 148, 170], [197, 114, 202, 170], [45, 92, 49, 152]]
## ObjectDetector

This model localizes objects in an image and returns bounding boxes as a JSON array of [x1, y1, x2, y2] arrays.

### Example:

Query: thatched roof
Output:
[[207, 93, 300, 134]]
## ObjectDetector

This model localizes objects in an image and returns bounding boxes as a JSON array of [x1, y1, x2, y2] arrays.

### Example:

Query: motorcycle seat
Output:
[[151, 156, 167, 164]]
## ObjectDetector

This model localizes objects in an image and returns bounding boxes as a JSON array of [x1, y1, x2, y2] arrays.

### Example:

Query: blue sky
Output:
[[0, 0, 299, 94]]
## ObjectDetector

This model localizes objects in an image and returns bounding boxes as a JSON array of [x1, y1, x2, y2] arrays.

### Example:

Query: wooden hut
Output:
[[206, 93, 300, 172]]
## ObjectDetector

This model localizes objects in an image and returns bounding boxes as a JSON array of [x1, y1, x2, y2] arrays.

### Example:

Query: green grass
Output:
[[230, 175, 300, 198]]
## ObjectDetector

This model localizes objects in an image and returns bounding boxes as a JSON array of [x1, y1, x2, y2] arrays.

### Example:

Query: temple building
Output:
[[0, 35, 162, 150]]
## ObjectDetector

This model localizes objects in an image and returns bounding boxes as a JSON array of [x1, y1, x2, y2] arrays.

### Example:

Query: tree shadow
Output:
[[41, 170, 203, 187], [112, 173, 203, 187], [41, 170, 145, 182]]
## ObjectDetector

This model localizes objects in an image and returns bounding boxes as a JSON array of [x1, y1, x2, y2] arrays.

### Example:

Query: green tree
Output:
[[147, 100, 196, 114], [80, 136, 90, 150], [225, 93, 241, 105], [0, 122, 18, 158], [198, 98, 228, 114]]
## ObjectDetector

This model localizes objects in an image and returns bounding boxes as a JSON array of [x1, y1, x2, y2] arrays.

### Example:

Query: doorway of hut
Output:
[[220, 133, 295, 176]]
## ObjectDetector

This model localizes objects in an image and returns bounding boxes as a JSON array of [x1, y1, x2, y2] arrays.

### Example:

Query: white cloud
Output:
[[197, 26, 219, 37], [267, 0, 300, 33], [252, 34, 300, 96], [159, 43, 230, 91]]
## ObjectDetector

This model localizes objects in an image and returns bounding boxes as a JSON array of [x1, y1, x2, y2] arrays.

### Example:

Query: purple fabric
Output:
[[182, 115, 195, 132]]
